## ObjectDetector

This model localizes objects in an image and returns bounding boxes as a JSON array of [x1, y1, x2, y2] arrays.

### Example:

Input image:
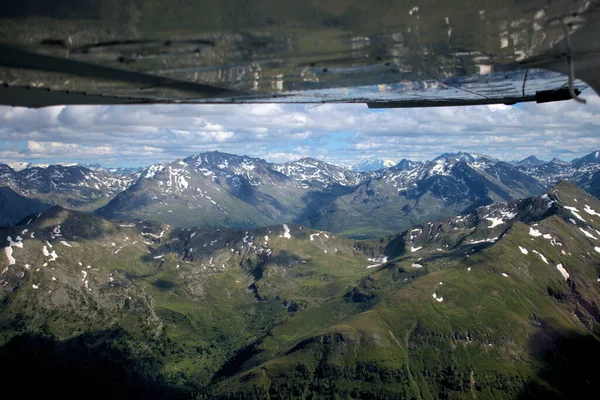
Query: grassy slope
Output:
[[0, 210, 378, 395], [1, 183, 599, 399], [214, 183, 600, 399]]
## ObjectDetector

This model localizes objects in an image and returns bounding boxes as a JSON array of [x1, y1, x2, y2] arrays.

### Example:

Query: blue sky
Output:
[[0, 90, 599, 168]]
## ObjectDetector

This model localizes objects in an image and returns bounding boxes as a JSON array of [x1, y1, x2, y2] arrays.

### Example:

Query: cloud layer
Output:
[[1, 90, 599, 167]]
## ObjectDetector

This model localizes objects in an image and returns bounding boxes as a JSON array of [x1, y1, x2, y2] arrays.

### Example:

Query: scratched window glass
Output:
[[1, 1, 600, 399]]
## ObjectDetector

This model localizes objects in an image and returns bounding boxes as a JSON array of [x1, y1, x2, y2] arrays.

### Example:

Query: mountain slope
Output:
[[517, 159, 577, 186], [516, 150, 600, 192], [0, 187, 51, 227], [574, 169, 600, 198], [272, 157, 363, 187], [0, 163, 136, 211], [97, 152, 358, 229], [1, 182, 600, 398], [572, 149, 600, 167], [213, 181, 600, 398], [307, 153, 546, 238], [90, 150, 600, 237], [0, 206, 379, 398]]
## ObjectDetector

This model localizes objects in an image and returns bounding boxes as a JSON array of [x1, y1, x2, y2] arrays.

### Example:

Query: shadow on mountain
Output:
[[0, 186, 53, 228], [0, 329, 189, 400], [6, 205, 126, 243], [517, 324, 600, 399], [296, 184, 356, 223], [153, 278, 178, 290], [212, 338, 264, 382]]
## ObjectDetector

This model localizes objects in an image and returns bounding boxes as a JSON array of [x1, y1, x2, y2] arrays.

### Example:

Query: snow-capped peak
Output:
[[273, 158, 362, 187], [434, 151, 494, 163], [352, 159, 396, 172]]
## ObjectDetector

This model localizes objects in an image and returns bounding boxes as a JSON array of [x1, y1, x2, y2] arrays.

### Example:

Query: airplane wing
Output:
[[0, 0, 598, 108]]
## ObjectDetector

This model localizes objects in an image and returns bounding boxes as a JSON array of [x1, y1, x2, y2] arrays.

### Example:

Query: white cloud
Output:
[[0, 90, 598, 167], [263, 152, 304, 163], [25, 141, 115, 157]]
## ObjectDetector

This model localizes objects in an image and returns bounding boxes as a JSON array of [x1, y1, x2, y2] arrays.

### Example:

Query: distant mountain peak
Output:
[[295, 157, 321, 163], [550, 157, 569, 165], [572, 149, 600, 166], [352, 159, 396, 172], [434, 151, 494, 163], [517, 155, 545, 167], [0, 164, 16, 174], [186, 151, 266, 166], [391, 159, 419, 171]]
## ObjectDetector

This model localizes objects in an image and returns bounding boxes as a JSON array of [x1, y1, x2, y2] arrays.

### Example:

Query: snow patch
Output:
[[367, 256, 388, 269], [142, 230, 165, 239], [564, 206, 586, 222], [7, 236, 23, 248], [532, 250, 549, 264], [579, 228, 598, 240], [4, 247, 15, 265], [48, 250, 58, 261], [281, 224, 291, 239], [466, 237, 498, 244], [556, 264, 569, 281], [485, 217, 504, 228], [4, 235, 25, 265], [519, 246, 529, 255], [51, 225, 62, 238], [584, 204, 600, 216], [529, 227, 543, 237]]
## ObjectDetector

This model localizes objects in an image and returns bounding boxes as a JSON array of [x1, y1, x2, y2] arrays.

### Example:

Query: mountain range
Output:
[[1, 150, 600, 238], [2, 181, 600, 398], [0, 163, 138, 226]]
